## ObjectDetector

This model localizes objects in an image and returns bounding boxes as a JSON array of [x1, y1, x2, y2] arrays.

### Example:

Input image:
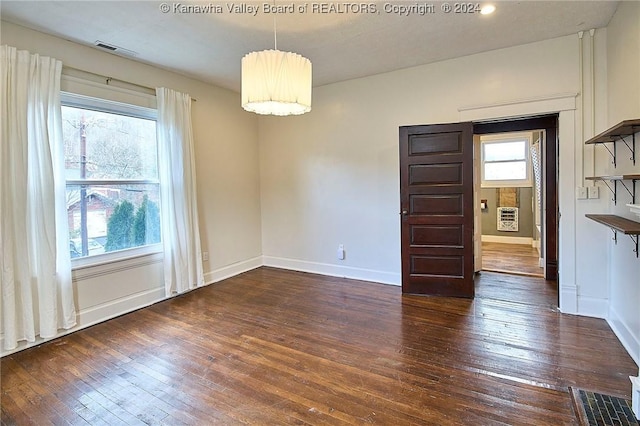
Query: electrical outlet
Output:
[[588, 186, 599, 199], [202, 251, 209, 261], [337, 244, 345, 260], [576, 187, 588, 200]]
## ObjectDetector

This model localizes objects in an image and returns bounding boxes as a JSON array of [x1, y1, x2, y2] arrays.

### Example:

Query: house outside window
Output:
[[481, 133, 533, 188], [61, 93, 161, 262]]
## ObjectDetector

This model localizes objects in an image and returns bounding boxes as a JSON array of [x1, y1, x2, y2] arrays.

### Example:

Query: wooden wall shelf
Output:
[[586, 214, 640, 257], [585, 119, 640, 167], [585, 174, 640, 204], [584, 120, 640, 257], [585, 174, 640, 180], [585, 119, 640, 144]]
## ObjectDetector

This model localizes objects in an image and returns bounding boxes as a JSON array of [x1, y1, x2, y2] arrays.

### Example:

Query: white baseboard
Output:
[[204, 256, 263, 284], [560, 284, 578, 314], [608, 308, 640, 367], [577, 296, 609, 319], [561, 293, 638, 368], [1, 286, 167, 357], [481, 235, 533, 245], [631, 376, 640, 420], [262, 256, 401, 286], [76, 286, 166, 326]]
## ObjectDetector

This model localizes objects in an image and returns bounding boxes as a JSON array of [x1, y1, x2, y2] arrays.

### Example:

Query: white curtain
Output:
[[1, 45, 76, 350], [156, 87, 204, 296]]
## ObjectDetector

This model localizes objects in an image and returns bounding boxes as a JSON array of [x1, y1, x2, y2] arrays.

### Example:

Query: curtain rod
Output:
[[62, 65, 197, 101]]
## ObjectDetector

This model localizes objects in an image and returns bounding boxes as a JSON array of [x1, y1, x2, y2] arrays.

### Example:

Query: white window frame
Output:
[[61, 92, 162, 269], [480, 132, 533, 188]]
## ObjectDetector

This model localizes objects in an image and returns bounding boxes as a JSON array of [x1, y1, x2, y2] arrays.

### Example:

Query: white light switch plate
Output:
[[576, 187, 588, 200]]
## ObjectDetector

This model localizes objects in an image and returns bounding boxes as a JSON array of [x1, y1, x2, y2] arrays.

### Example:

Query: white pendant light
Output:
[[241, 10, 312, 116], [242, 50, 312, 115]]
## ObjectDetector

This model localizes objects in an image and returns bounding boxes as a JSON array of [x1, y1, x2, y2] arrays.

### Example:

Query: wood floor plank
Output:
[[1, 267, 637, 424], [482, 241, 544, 277], [0, 391, 38, 426]]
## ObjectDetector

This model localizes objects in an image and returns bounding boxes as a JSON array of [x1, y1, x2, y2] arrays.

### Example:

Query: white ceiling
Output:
[[1, 1, 620, 92]]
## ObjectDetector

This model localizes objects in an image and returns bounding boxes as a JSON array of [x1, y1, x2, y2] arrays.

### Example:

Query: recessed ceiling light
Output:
[[481, 4, 496, 15]]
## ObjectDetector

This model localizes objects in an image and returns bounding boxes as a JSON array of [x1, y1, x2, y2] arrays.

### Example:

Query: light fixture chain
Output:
[[273, 0, 277, 50]]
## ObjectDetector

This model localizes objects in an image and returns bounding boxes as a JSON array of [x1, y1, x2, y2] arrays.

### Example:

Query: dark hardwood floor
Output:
[[482, 241, 544, 277], [1, 267, 637, 425]]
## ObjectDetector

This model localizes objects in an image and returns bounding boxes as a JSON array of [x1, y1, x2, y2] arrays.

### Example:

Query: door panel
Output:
[[409, 163, 463, 185], [411, 225, 464, 247], [409, 133, 462, 155], [410, 194, 463, 215], [411, 255, 463, 277], [400, 122, 475, 297]]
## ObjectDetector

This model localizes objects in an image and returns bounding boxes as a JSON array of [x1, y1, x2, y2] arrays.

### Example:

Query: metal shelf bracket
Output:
[[595, 179, 637, 205], [618, 132, 636, 166], [600, 142, 617, 168], [630, 235, 639, 258], [599, 179, 617, 205]]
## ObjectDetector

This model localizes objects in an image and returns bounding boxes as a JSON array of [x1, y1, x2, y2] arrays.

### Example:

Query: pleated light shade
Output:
[[241, 49, 312, 116]]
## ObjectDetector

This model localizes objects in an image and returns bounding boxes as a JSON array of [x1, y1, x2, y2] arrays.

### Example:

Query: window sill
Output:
[[481, 182, 533, 189], [71, 244, 163, 272]]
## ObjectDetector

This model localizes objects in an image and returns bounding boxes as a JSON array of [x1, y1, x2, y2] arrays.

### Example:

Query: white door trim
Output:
[[458, 93, 579, 314]]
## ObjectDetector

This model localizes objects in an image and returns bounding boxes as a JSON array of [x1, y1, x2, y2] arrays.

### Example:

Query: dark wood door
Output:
[[399, 122, 475, 297]]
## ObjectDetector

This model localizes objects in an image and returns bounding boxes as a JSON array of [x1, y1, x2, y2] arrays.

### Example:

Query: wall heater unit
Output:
[[497, 207, 519, 232]]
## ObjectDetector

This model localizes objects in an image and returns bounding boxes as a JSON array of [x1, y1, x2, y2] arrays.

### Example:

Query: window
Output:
[[61, 93, 160, 262], [481, 133, 532, 188]]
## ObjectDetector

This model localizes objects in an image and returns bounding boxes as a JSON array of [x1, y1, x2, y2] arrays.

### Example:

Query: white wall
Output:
[[259, 34, 607, 304], [1, 21, 263, 355], [605, 1, 640, 365]]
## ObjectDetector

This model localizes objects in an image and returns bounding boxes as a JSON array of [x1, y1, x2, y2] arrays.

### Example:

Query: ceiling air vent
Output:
[[95, 41, 117, 51], [94, 41, 138, 57]]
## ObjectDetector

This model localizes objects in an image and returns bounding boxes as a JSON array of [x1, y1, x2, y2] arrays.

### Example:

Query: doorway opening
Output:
[[398, 114, 558, 301], [476, 130, 544, 278], [473, 114, 558, 293]]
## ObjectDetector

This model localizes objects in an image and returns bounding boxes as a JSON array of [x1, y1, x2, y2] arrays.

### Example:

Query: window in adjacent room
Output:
[[61, 93, 160, 262], [481, 133, 532, 188]]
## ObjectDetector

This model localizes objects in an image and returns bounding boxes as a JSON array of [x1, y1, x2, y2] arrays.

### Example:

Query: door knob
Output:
[[401, 210, 408, 216]]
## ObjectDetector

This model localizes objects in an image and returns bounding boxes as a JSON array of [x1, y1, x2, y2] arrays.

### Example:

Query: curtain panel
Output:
[[156, 87, 204, 296], [1, 45, 76, 350]]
